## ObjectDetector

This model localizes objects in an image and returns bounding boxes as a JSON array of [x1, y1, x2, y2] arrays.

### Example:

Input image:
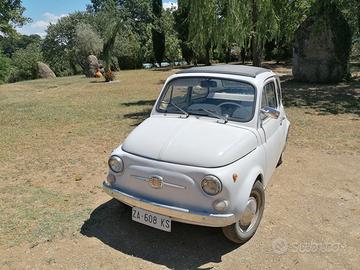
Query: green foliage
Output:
[[174, 0, 193, 64], [188, 0, 218, 64], [113, 30, 143, 69], [332, 0, 360, 39], [42, 12, 91, 76], [10, 43, 42, 82], [0, 34, 42, 57], [74, 23, 103, 70], [0, 34, 42, 84], [0, 52, 11, 84], [0, 0, 355, 85], [163, 9, 181, 65], [0, 0, 30, 36], [187, 0, 279, 66]]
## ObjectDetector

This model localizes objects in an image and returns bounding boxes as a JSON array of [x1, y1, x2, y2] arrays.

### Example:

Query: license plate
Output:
[[132, 207, 171, 232]]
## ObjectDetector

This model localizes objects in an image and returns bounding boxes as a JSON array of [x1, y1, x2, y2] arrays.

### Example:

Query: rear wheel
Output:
[[222, 181, 265, 244]]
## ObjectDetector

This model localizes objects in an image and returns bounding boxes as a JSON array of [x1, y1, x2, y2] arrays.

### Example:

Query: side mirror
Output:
[[260, 106, 280, 119]]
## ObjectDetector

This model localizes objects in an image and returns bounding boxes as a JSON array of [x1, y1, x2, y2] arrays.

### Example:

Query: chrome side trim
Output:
[[132, 175, 186, 190], [102, 182, 236, 227]]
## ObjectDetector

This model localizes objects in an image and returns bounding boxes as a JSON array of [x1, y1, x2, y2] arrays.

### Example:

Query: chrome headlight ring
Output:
[[108, 155, 124, 173], [201, 175, 222, 196]]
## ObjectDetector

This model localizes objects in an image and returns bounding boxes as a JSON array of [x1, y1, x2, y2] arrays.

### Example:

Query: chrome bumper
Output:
[[102, 182, 236, 227]]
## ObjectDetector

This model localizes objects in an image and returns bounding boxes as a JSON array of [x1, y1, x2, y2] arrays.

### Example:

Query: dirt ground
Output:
[[0, 65, 359, 269]]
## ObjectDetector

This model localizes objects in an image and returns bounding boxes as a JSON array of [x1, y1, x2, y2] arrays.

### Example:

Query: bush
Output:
[[113, 31, 143, 70], [10, 43, 42, 82], [0, 52, 12, 84]]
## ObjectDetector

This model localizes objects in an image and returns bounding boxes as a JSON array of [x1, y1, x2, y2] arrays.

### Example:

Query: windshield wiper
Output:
[[164, 101, 189, 118], [197, 105, 228, 124]]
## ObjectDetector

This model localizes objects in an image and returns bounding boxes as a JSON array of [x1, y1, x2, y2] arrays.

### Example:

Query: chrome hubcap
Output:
[[239, 197, 258, 230]]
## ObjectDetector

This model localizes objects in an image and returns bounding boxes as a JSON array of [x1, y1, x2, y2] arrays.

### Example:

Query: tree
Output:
[[188, 0, 218, 65], [335, 0, 360, 39], [248, 0, 279, 66], [89, 0, 152, 76], [0, 0, 30, 36], [0, 34, 42, 57], [10, 43, 42, 82], [163, 9, 181, 66], [0, 52, 11, 84], [187, 0, 280, 66], [42, 12, 91, 76], [74, 23, 103, 71], [92, 1, 125, 81], [270, 0, 314, 62], [152, 0, 165, 66], [113, 28, 143, 69], [174, 0, 193, 64], [102, 20, 122, 81]]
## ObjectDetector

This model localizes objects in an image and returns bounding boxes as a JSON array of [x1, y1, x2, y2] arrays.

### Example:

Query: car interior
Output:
[[159, 78, 255, 122]]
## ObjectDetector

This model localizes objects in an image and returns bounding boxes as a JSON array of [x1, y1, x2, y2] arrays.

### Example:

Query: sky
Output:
[[17, 0, 178, 37]]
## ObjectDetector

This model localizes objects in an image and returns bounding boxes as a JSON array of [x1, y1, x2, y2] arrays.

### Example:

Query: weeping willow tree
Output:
[[218, 0, 252, 62], [249, 0, 279, 66], [188, 0, 218, 65], [188, 0, 279, 66]]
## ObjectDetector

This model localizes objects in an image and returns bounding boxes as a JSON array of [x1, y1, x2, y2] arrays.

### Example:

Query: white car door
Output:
[[275, 76, 288, 152], [260, 78, 284, 184]]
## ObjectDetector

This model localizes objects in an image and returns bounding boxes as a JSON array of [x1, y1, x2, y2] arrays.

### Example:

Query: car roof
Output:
[[176, 64, 271, 78]]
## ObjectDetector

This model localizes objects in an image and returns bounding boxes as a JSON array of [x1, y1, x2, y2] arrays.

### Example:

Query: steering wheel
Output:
[[217, 102, 242, 111]]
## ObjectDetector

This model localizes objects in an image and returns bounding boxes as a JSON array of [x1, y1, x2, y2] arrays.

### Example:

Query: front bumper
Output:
[[103, 182, 236, 227]]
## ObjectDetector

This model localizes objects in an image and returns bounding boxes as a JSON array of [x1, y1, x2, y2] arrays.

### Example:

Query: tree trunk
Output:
[[241, 48, 246, 64], [205, 41, 211, 66], [225, 47, 231, 64], [251, 0, 262, 67]]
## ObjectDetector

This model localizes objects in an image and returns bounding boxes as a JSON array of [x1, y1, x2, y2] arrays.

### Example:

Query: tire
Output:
[[276, 153, 283, 167], [222, 181, 265, 244]]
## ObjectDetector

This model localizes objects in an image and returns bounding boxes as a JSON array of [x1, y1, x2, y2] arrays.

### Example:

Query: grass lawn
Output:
[[0, 65, 359, 269], [0, 69, 175, 246]]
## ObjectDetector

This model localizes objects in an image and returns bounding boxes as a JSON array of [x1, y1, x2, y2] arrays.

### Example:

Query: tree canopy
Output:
[[0, 0, 359, 84], [0, 0, 29, 36]]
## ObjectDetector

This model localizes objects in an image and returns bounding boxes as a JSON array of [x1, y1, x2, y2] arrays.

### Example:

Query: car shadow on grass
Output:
[[81, 199, 238, 270]]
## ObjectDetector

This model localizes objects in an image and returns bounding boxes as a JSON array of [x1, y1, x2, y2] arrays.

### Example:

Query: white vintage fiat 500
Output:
[[103, 65, 290, 244]]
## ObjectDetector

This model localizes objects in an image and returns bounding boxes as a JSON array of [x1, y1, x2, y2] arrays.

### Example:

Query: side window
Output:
[[261, 89, 267, 109], [263, 81, 278, 108], [171, 86, 189, 104], [158, 85, 189, 111]]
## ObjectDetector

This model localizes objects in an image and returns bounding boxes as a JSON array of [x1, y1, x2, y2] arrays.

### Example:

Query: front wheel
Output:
[[222, 181, 265, 244]]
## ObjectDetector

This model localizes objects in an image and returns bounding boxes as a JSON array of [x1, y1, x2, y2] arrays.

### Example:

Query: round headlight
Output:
[[201, 175, 222, 196], [108, 155, 124, 173]]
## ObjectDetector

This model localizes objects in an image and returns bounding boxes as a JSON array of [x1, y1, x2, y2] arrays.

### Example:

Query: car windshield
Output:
[[157, 77, 256, 122]]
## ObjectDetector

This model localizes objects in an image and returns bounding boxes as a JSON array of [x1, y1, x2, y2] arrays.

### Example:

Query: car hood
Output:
[[122, 116, 258, 168]]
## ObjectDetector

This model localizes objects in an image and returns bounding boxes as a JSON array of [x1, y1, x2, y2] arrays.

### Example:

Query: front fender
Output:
[[215, 147, 265, 221], [232, 167, 264, 219]]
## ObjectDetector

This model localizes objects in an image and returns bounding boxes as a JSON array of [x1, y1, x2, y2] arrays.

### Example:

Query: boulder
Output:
[[37, 62, 56, 79], [293, 1, 352, 83], [85, 55, 99, 77]]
